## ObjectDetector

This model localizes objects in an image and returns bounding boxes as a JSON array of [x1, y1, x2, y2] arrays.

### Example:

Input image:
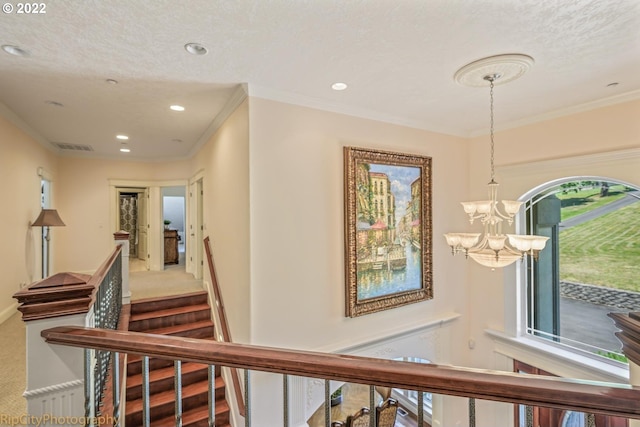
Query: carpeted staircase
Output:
[[126, 291, 230, 426]]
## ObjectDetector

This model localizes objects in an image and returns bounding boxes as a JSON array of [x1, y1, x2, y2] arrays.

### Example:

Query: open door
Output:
[[138, 188, 149, 270]]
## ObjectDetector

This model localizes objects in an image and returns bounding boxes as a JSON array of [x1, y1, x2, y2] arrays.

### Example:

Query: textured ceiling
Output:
[[1, 0, 639, 160]]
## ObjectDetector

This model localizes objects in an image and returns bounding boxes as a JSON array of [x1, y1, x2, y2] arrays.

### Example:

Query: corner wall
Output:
[[191, 99, 251, 344]]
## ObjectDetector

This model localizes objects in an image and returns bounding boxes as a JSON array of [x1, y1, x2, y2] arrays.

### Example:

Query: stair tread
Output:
[[130, 291, 208, 314], [126, 362, 219, 388], [131, 291, 208, 307], [144, 319, 214, 336], [152, 401, 230, 427], [126, 381, 213, 414], [127, 363, 224, 390], [130, 303, 211, 323]]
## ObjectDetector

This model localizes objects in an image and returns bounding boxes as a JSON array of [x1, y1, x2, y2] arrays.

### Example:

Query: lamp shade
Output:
[[32, 209, 65, 227]]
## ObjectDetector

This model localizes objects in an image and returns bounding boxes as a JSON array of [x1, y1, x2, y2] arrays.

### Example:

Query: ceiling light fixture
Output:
[[444, 54, 548, 269], [184, 43, 208, 56], [331, 82, 348, 91], [2, 45, 30, 57], [45, 100, 64, 107], [116, 135, 129, 140], [170, 105, 185, 112], [120, 144, 130, 153], [106, 79, 118, 85]]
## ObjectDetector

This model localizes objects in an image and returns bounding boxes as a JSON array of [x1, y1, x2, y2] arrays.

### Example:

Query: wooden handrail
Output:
[[86, 244, 123, 305], [42, 326, 640, 420], [203, 236, 245, 416]]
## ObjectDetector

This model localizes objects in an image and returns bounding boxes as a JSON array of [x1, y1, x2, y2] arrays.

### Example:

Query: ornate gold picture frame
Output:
[[344, 147, 433, 317]]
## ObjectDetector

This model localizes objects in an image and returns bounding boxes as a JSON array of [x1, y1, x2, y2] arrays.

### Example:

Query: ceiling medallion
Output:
[[454, 54, 534, 87]]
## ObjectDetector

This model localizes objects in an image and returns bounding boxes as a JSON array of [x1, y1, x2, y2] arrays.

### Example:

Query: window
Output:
[[523, 179, 639, 362], [392, 357, 432, 422]]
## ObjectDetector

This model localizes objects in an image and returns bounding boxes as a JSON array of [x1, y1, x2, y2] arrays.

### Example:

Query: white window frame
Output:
[[493, 148, 639, 382]]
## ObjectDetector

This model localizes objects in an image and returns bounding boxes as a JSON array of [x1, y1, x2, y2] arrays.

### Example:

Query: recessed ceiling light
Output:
[[106, 79, 118, 85], [120, 144, 130, 153], [184, 43, 208, 56], [607, 82, 619, 87], [172, 138, 183, 143], [2, 45, 30, 57], [331, 82, 348, 91], [170, 105, 185, 112], [45, 100, 64, 107], [116, 135, 129, 140]]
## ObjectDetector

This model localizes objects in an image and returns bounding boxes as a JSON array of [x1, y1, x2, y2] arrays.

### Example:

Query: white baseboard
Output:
[[0, 301, 18, 324]]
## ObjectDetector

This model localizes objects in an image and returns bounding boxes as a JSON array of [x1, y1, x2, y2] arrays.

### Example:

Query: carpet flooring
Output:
[[0, 257, 203, 418]]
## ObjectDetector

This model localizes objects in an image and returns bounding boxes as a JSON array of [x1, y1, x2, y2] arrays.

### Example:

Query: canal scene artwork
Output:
[[344, 147, 432, 317]]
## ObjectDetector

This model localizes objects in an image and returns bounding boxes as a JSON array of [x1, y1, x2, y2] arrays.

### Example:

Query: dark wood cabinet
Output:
[[164, 229, 179, 265]]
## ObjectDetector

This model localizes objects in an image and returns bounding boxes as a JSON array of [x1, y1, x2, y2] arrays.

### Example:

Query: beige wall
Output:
[[248, 97, 470, 350], [0, 114, 57, 320], [55, 156, 191, 273], [192, 99, 251, 344]]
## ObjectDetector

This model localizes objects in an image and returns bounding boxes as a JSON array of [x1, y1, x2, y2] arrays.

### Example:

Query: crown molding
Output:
[[188, 83, 249, 158], [247, 84, 468, 137], [472, 89, 640, 138]]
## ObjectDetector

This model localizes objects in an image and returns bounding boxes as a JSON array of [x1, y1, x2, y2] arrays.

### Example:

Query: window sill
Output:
[[486, 329, 629, 384]]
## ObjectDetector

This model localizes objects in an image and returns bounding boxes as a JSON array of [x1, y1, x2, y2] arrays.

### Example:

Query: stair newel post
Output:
[[208, 364, 216, 427], [609, 312, 640, 427], [175, 360, 183, 427], [142, 356, 151, 427]]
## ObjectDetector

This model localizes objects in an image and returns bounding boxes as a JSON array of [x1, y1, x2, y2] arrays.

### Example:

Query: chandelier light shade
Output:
[[444, 55, 548, 268]]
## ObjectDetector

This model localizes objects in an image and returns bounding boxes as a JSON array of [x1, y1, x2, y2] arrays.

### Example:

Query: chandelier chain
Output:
[[489, 77, 495, 182]]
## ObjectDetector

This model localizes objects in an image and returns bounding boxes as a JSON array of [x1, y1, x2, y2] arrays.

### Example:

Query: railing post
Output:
[[114, 231, 131, 305], [14, 272, 93, 421], [609, 311, 640, 427]]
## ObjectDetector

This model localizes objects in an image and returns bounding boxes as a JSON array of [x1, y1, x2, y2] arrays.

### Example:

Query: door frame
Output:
[[188, 171, 205, 279], [109, 179, 188, 272]]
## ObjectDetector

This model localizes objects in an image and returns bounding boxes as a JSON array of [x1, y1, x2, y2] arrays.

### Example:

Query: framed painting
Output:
[[344, 146, 433, 317]]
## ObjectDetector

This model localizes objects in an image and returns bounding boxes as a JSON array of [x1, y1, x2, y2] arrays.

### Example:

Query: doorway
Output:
[[162, 186, 186, 270], [116, 187, 149, 270]]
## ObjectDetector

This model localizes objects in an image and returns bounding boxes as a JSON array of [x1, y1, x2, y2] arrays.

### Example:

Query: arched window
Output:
[[523, 178, 639, 361]]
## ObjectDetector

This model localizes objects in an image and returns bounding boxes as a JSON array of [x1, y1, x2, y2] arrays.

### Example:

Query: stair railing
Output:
[[42, 325, 640, 427], [204, 236, 246, 417], [87, 244, 123, 420], [14, 232, 128, 425]]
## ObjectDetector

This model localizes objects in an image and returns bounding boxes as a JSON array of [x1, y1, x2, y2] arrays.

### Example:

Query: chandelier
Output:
[[444, 55, 548, 268]]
